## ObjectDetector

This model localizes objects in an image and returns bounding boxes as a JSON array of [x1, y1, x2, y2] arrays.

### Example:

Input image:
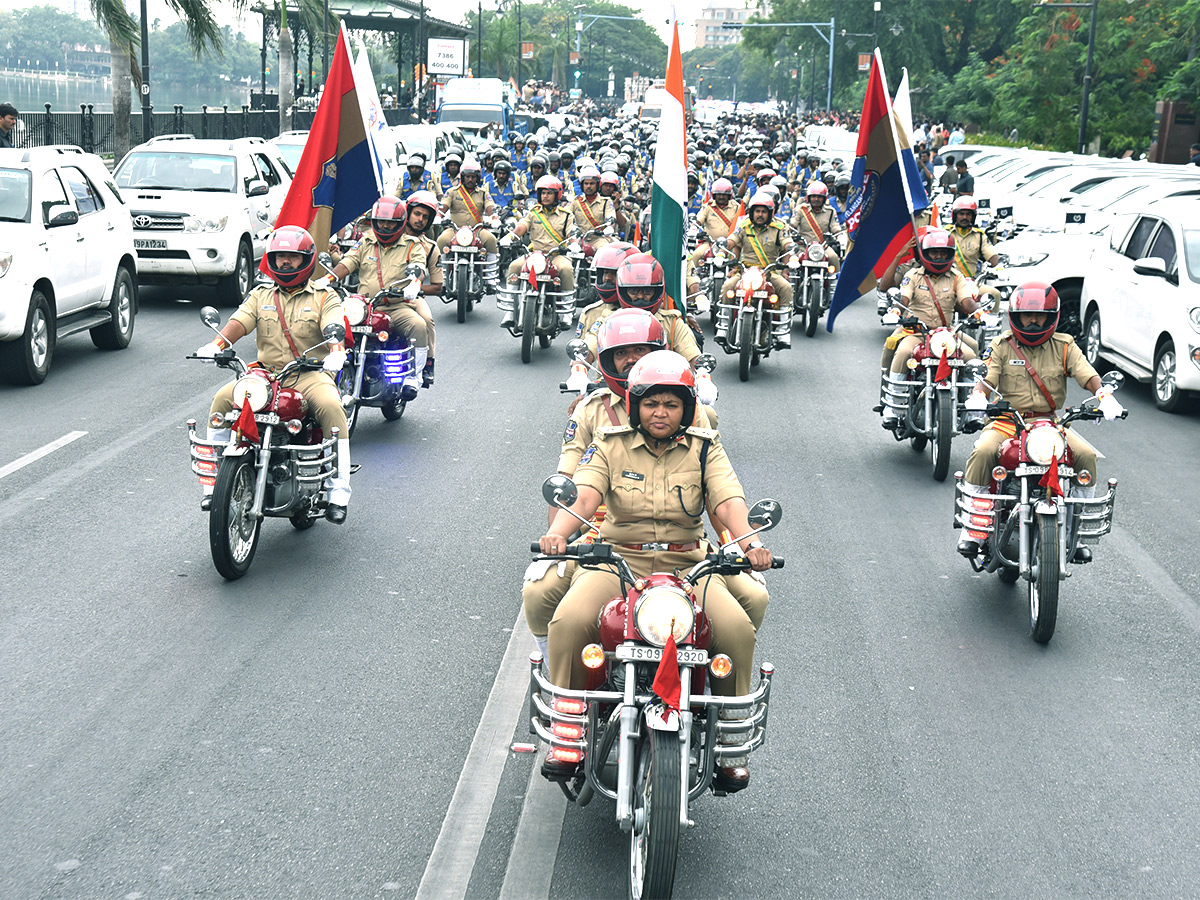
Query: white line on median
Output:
[[415, 613, 538, 900], [498, 751, 567, 900], [0, 431, 87, 481]]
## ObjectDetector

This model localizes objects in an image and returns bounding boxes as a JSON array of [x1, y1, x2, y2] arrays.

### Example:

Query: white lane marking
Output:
[[415, 613, 536, 900], [0, 431, 87, 481], [498, 751, 567, 900]]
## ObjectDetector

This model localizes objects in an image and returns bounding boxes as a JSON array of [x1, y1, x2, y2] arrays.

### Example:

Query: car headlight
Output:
[[1189, 307, 1200, 335], [183, 215, 229, 233], [1025, 423, 1066, 465], [634, 586, 695, 647], [928, 329, 958, 358], [342, 296, 367, 326], [1005, 251, 1048, 267], [231, 375, 270, 412], [0, 252, 11, 278], [454, 226, 473, 246]]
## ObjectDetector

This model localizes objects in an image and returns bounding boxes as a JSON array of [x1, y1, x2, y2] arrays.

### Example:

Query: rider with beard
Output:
[[719, 192, 794, 346], [538, 350, 773, 791], [597, 172, 630, 239], [196, 226, 352, 523], [501, 175, 576, 330], [396, 153, 432, 200], [435, 159, 501, 292], [485, 159, 523, 216]]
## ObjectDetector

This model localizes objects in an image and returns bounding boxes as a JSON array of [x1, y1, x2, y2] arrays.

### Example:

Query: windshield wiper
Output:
[[188, 186, 234, 192], [0, 215, 27, 222]]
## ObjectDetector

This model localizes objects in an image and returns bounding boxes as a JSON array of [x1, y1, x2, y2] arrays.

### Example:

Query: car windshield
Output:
[[393, 129, 433, 159], [114, 151, 237, 192], [276, 143, 304, 171], [439, 107, 498, 125], [0, 168, 32, 222], [1183, 229, 1200, 283]]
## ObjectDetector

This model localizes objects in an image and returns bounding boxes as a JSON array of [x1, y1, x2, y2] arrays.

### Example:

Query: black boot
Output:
[[325, 504, 347, 525], [422, 358, 435, 387]]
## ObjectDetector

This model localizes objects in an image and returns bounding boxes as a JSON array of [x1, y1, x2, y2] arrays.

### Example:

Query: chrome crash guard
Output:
[[497, 282, 575, 335]]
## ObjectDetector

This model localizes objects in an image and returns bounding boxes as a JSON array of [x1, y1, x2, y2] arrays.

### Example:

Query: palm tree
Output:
[[90, 0, 223, 161]]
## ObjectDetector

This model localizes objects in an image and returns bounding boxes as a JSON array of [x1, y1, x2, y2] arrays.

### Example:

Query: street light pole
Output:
[[1078, 0, 1099, 154], [516, 0, 522, 94], [139, 0, 152, 141]]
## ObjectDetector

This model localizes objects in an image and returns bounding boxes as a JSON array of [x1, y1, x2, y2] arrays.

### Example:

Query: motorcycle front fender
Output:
[[643, 704, 680, 732], [221, 443, 252, 459]]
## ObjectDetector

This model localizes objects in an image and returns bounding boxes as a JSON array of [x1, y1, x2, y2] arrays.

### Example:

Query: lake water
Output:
[[0, 73, 250, 114]]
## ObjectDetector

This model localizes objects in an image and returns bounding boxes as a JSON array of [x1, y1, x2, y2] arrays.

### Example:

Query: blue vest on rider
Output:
[[777, 195, 794, 223], [485, 173, 516, 214], [512, 148, 529, 173], [686, 192, 704, 217], [438, 169, 457, 195], [400, 170, 432, 200], [829, 194, 849, 225]]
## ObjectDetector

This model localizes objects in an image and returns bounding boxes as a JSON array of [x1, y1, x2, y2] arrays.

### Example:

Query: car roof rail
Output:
[[145, 134, 196, 143], [19, 145, 86, 162]]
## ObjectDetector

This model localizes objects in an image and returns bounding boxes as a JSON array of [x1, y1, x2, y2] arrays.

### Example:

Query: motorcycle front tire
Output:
[[628, 728, 681, 900], [738, 309, 754, 382], [1029, 513, 1060, 644], [521, 294, 536, 364], [930, 392, 953, 482], [209, 454, 261, 581], [456, 263, 469, 323], [805, 278, 820, 337]]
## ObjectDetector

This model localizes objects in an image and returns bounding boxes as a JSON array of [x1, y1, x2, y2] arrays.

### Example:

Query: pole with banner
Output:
[[649, 17, 688, 313]]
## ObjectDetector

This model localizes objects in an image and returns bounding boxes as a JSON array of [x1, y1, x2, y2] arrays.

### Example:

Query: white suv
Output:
[[113, 135, 292, 306], [0, 145, 137, 385]]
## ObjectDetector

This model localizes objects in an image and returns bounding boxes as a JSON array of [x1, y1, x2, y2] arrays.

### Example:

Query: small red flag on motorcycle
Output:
[[1039, 453, 1063, 497], [651, 627, 681, 722], [935, 348, 951, 383], [234, 397, 259, 443], [343, 315, 354, 349]]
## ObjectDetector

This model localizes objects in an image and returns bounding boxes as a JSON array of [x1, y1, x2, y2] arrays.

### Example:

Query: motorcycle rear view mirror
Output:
[[694, 353, 717, 374], [1101, 370, 1125, 390], [542, 474, 579, 509], [565, 339, 590, 362], [323, 322, 347, 344], [747, 498, 783, 532], [200, 306, 221, 329], [317, 252, 335, 270]]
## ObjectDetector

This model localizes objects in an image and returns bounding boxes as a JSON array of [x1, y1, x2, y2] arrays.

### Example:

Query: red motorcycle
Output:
[[188, 306, 344, 580], [528, 475, 784, 900], [440, 221, 491, 323], [498, 246, 577, 364]]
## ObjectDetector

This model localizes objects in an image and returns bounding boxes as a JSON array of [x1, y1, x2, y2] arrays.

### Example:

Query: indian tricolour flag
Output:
[[650, 19, 688, 313]]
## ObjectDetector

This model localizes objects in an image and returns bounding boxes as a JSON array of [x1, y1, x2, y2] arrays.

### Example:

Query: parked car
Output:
[[113, 135, 293, 306], [270, 129, 405, 195], [1081, 196, 1200, 412], [0, 145, 138, 385]]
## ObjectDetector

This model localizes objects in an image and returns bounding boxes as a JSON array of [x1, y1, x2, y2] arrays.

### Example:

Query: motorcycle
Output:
[[791, 239, 837, 338], [715, 261, 792, 383], [440, 221, 493, 323], [953, 371, 1126, 643], [187, 306, 345, 580], [567, 223, 615, 308], [528, 475, 784, 900], [498, 243, 578, 364], [878, 299, 997, 481], [697, 236, 732, 326]]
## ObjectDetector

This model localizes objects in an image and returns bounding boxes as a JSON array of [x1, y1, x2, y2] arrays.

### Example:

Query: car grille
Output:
[[131, 211, 185, 231]]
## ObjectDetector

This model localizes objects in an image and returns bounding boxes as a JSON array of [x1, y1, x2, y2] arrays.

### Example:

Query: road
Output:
[[2, 284, 1198, 899]]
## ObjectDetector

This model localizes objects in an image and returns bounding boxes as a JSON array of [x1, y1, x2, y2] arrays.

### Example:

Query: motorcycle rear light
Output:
[[709, 654, 733, 679], [991, 466, 1008, 482], [552, 722, 584, 740], [553, 698, 587, 716], [208, 413, 226, 429], [581, 643, 606, 669], [381, 350, 407, 384], [548, 747, 583, 764], [285, 419, 303, 435]]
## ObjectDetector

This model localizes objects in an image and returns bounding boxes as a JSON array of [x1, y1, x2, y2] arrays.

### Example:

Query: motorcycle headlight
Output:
[[231, 375, 270, 412], [807, 242, 824, 262], [634, 586, 695, 647], [1026, 423, 1066, 465], [455, 226, 473, 246], [928, 329, 959, 358], [0, 252, 12, 278], [1005, 251, 1048, 267], [529, 253, 547, 275], [183, 215, 229, 233], [743, 269, 765, 291], [342, 296, 367, 326]]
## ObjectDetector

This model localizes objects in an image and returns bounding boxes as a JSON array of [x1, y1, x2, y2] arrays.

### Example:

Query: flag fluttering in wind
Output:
[[826, 50, 929, 331], [353, 41, 395, 195], [649, 18, 688, 314], [270, 24, 385, 263], [651, 630, 681, 721]]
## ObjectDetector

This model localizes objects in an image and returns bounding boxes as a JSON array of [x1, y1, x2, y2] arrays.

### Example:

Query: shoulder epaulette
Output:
[[686, 426, 717, 439], [597, 424, 633, 437]]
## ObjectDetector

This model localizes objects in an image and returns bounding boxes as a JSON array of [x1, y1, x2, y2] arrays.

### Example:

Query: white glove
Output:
[[196, 341, 222, 358], [402, 279, 422, 300], [499, 234, 514, 246], [965, 392, 988, 412], [565, 363, 590, 394], [323, 349, 347, 373], [523, 558, 567, 582], [1096, 387, 1125, 421], [488, 216, 502, 229], [695, 372, 718, 406]]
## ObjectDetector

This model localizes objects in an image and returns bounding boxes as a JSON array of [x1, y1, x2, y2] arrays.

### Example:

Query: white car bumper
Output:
[[134, 232, 240, 280]]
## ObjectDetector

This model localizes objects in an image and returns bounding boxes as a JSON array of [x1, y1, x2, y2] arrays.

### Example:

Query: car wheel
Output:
[[91, 266, 137, 350], [0, 290, 55, 385], [1082, 309, 1109, 373], [217, 240, 254, 308], [1056, 285, 1082, 339], [1154, 341, 1192, 413]]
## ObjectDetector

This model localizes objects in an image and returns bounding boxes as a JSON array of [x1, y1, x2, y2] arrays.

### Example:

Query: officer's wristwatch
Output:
[[747, 541, 765, 551]]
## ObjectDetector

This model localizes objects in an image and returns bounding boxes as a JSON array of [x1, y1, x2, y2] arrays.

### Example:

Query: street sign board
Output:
[[428, 38, 468, 76]]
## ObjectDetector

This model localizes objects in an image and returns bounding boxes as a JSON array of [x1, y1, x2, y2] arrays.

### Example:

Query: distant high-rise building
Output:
[[693, 2, 756, 50]]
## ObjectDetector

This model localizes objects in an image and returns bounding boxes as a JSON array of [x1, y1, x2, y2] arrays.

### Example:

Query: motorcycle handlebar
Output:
[[531, 542, 785, 569]]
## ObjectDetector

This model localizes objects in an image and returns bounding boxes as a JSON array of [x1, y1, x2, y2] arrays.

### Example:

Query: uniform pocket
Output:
[[667, 473, 704, 518]]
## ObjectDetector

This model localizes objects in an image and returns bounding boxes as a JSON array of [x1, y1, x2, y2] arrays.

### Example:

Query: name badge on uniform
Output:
[[261, 304, 276, 311], [621, 470, 644, 481], [302, 307, 312, 312], [916, 283, 930, 292], [1008, 358, 1026, 366]]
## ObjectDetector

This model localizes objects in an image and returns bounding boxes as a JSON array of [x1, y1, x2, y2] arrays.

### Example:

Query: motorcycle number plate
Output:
[[351, 326, 375, 334], [454, 246, 479, 252], [1016, 464, 1073, 478], [254, 412, 281, 425], [616, 645, 708, 665]]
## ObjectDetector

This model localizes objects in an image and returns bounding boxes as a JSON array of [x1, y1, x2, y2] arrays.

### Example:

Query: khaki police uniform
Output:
[[789, 201, 842, 272], [436, 183, 499, 254], [581, 306, 701, 363], [547, 424, 759, 695], [885, 266, 979, 372], [569, 193, 615, 250], [965, 331, 1099, 485], [690, 200, 738, 265], [211, 278, 347, 435], [507, 204, 575, 293], [951, 226, 997, 279], [574, 300, 615, 342], [339, 231, 439, 355], [890, 209, 934, 285], [721, 219, 793, 308]]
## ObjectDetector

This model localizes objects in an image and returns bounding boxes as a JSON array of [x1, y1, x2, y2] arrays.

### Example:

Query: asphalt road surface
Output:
[[2, 284, 1198, 900]]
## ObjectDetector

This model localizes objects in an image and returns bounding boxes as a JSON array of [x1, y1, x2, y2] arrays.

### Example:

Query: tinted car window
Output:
[[1124, 217, 1159, 260], [60, 166, 105, 215], [253, 153, 281, 187], [115, 151, 237, 192], [1145, 223, 1176, 269], [0, 168, 32, 222], [41, 168, 70, 224]]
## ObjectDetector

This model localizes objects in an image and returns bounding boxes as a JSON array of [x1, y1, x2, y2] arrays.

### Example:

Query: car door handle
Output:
[[107, 223, 115, 231], [76, 234, 85, 242]]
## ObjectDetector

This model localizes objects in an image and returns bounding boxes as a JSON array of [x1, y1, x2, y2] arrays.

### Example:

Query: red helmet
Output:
[[615, 252, 666, 312], [1009, 281, 1059, 346], [265, 225, 316, 288], [918, 228, 956, 275], [951, 196, 977, 224], [593, 242, 637, 303], [712, 178, 733, 197], [535, 174, 563, 204], [369, 195, 407, 246], [599, 171, 620, 191], [596, 309, 667, 394], [805, 181, 828, 198], [746, 191, 775, 214], [625, 350, 697, 436]]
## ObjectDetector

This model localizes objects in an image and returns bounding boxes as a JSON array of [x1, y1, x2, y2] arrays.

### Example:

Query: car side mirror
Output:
[[46, 205, 79, 227], [1132, 256, 1167, 278], [247, 179, 269, 197], [542, 474, 578, 508], [747, 498, 783, 532]]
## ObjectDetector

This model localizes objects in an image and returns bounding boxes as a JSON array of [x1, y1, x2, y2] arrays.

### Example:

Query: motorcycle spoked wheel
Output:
[[456, 262, 470, 323], [209, 454, 261, 580], [805, 277, 821, 338], [627, 729, 681, 900], [1029, 513, 1060, 644], [930, 393, 954, 482], [737, 309, 754, 382], [520, 294, 536, 364]]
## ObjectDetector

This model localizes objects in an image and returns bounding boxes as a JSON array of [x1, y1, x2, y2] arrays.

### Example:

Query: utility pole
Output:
[[1035, 0, 1100, 155], [322, 0, 328, 84], [477, 0, 482, 77], [516, 0, 522, 94], [139, 0, 152, 141]]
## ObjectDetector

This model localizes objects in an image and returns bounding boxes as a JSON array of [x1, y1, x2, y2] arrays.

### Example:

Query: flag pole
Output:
[[880, 53, 920, 264]]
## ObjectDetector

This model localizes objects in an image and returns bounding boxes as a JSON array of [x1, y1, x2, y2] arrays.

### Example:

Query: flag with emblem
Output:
[[270, 23, 385, 270], [649, 17, 688, 314], [826, 50, 929, 332]]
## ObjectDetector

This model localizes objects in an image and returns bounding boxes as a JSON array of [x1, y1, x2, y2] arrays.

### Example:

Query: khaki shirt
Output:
[[696, 201, 738, 240], [570, 193, 614, 233], [443, 184, 495, 228], [789, 202, 841, 243], [899, 266, 976, 329], [726, 220, 789, 268], [230, 279, 343, 371], [581, 307, 701, 363], [573, 425, 744, 545], [520, 204, 573, 253], [952, 227, 997, 277], [559, 389, 712, 474], [575, 300, 613, 341], [982, 331, 1097, 415], [339, 232, 432, 296]]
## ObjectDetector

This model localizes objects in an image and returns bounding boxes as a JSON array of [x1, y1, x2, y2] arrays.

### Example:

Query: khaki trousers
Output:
[[964, 422, 1097, 485], [210, 369, 347, 435]]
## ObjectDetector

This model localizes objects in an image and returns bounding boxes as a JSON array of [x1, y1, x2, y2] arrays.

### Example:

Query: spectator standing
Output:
[[1190, 143, 1200, 166], [954, 160, 974, 196], [938, 154, 959, 193], [0, 103, 18, 149], [948, 123, 965, 145]]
